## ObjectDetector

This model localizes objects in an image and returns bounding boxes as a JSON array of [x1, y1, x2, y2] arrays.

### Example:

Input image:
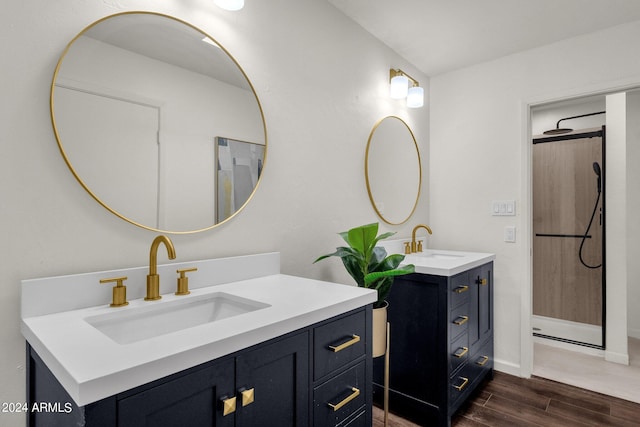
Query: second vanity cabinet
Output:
[[373, 262, 493, 426], [27, 307, 372, 427]]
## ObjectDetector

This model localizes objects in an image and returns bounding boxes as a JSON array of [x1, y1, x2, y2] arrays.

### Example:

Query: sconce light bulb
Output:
[[215, 0, 244, 11], [407, 86, 424, 108], [390, 74, 409, 99]]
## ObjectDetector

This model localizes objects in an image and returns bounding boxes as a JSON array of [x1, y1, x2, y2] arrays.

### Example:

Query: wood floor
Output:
[[373, 371, 640, 426]]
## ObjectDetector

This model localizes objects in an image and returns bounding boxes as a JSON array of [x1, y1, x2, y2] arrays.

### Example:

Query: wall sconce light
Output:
[[389, 68, 424, 108], [215, 0, 244, 11]]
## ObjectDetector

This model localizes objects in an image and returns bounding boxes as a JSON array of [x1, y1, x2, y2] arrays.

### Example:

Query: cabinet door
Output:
[[235, 332, 309, 427], [469, 263, 493, 355], [117, 358, 235, 427]]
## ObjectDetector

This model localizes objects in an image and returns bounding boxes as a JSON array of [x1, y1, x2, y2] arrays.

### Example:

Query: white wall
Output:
[[431, 21, 640, 375], [0, 1, 429, 425]]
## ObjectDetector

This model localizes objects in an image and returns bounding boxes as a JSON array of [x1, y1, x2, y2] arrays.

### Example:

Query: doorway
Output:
[[531, 127, 605, 349]]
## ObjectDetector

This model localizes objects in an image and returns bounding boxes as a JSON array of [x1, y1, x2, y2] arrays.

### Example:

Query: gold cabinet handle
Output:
[[454, 285, 469, 294], [453, 346, 468, 358], [328, 334, 360, 352], [453, 316, 469, 326], [477, 277, 488, 286], [327, 387, 360, 412], [240, 388, 255, 407], [221, 396, 236, 416], [476, 355, 490, 366], [453, 377, 469, 392]]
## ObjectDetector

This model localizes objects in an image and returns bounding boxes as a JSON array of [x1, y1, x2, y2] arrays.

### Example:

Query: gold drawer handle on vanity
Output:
[[327, 387, 360, 412], [453, 377, 470, 392], [454, 285, 469, 294], [453, 347, 468, 358], [476, 355, 490, 366], [221, 396, 237, 416], [453, 316, 469, 326], [329, 334, 360, 352]]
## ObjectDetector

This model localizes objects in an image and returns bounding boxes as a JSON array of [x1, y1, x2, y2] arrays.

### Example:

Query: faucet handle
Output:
[[100, 276, 129, 307], [404, 242, 411, 254], [176, 267, 197, 295], [417, 240, 423, 252]]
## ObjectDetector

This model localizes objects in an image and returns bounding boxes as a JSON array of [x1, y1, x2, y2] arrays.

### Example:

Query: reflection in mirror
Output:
[[365, 116, 421, 225], [51, 12, 266, 233]]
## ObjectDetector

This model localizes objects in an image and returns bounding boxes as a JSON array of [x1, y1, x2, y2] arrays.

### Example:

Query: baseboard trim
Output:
[[605, 350, 630, 365], [494, 358, 521, 377]]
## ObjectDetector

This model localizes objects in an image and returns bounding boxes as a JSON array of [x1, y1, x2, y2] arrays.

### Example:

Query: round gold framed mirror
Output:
[[50, 12, 267, 233], [365, 116, 422, 225]]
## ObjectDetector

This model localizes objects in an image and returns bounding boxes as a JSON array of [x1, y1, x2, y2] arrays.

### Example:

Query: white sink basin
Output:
[[408, 252, 464, 260], [377, 239, 495, 276], [85, 292, 270, 344]]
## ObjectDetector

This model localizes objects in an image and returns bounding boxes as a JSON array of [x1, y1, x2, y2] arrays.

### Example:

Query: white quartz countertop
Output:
[[21, 253, 376, 406], [379, 239, 495, 276], [403, 249, 495, 276]]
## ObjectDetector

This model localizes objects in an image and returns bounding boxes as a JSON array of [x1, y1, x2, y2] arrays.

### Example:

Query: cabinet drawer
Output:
[[450, 339, 493, 409], [449, 303, 470, 340], [314, 362, 365, 427], [342, 410, 367, 427], [471, 339, 493, 373], [314, 310, 366, 380], [449, 332, 469, 374], [449, 274, 471, 308]]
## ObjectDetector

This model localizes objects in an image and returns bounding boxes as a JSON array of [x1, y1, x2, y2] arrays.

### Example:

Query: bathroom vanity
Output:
[[373, 245, 495, 427], [21, 253, 376, 426]]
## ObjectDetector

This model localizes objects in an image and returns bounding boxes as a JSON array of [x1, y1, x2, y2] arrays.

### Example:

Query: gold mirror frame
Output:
[[365, 116, 422, 225], [50, 12, 267, 234]]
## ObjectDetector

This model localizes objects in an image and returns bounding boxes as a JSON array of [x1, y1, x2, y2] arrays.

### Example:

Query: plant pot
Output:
[[372, 301, 388, 357]]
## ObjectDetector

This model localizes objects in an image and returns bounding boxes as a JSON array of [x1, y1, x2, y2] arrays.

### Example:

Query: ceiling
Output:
[[328, 0, 640, 76]]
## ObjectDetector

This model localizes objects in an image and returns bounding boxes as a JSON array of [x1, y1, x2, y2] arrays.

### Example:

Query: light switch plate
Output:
[[504, 226, 516, 243], [492, 200, 516, 216]]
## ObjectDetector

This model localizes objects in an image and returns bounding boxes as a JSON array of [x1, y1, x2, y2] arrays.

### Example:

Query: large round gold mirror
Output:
[[365, 116, 421, 225], [51, 12, 266, 233]]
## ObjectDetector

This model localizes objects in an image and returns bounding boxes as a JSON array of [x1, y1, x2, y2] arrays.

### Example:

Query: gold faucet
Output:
[[410, 224, 432, 253], [145, 235, 176, 301]]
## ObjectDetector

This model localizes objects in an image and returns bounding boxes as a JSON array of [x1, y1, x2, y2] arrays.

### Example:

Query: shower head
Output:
[[593, 162, 601, 177], [593, 162, 602, 193], [542, 111, 606, 136], [543, 127, 573, 135]]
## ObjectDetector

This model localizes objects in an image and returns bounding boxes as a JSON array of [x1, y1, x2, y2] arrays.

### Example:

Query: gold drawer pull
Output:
[[453, 346, 468, 358], [476, 355, 490, 366], [454, 285, 469, 294], [221, 396, 236, 416], [241, 388, 255, 407], [327, 387, 360, 412], [453, 377, 469, 392], [453, 316, 469, 326], [329, 334, 360, 352]]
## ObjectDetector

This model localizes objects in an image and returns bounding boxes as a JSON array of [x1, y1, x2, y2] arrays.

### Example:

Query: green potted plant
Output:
[[314, 222, 414, 357]]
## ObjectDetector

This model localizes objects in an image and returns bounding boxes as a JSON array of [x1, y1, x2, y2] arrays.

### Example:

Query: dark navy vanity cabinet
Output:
[[26, 306, 372, 427], [373, 262, 493, 426]]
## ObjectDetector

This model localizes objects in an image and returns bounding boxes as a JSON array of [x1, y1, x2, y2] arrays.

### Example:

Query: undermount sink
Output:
[[85, 292, 270, 344], [407, 252, 464, 260]]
